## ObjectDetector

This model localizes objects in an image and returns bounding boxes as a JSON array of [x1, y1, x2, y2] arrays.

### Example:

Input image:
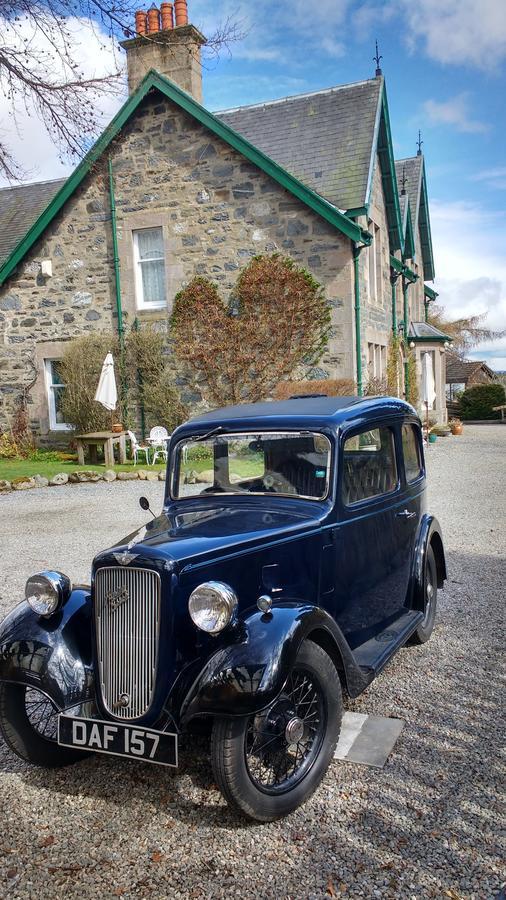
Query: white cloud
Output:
[[422, 93, 489, 134], [192, 0, 351, 67], [398, 0, 506, 71], [431, 199, 506, 369], [471, 167, 506, 190], [0, 15, 125, 186]]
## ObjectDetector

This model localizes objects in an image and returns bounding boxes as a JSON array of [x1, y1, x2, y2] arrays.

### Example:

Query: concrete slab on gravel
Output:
[[334, 711, 404, 767]]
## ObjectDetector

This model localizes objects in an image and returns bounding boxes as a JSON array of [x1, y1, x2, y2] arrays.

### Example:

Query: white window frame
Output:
[[132, 226, 166, 310], [44, 359, 72, 431]]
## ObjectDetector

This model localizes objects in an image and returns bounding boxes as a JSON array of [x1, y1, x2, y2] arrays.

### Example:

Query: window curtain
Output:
[[137, 228, 166, 305]]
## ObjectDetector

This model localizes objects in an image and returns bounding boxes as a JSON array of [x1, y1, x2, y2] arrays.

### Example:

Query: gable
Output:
[[395, 155, 435, 280], [217, 79, 382, 213], [0, 71, 371, 286], [218, 77, 403, 255]]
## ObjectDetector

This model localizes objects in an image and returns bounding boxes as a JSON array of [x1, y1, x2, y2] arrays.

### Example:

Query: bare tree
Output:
[[428, 304, 505, 357], [0, 1, 244, 181]]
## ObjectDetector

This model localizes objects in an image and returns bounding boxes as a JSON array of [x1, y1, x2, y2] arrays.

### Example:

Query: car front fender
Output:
[[179, 602, 368, 725], [0, 588, 95, 710]]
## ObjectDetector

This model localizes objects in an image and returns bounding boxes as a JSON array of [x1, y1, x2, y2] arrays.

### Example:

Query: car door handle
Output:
[[396, 509, 416, 520]]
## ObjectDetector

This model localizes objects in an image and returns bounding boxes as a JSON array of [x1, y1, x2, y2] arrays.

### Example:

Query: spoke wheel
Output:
[[24, 687, 59, 740], [0, 683, 90, 767], [211, 640, 343, 822], [244, 669, 325, 795], [411, 545, 438, 645]]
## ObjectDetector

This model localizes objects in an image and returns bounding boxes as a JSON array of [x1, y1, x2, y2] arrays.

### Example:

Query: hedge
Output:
[[459, 383, 506, 420]]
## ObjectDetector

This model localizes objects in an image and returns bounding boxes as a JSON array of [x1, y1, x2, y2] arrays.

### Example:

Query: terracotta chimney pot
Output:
[[174, 0, 188, 27], [160, 2, 174, 29], [135, 10, 147, 35], [147, 5, 161, 33]]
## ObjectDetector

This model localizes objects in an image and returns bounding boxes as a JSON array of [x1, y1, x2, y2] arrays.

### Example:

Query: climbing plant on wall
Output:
[[170, 254, 331, 407]]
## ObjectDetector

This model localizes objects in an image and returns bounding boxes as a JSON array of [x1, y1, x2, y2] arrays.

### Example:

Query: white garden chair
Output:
[[149, 426, 170, 465], [127, 430, 151, 466]]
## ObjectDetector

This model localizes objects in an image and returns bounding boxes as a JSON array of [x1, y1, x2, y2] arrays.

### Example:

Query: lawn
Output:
[[0, 458, 166, 481], [0, 448, 263, 483]]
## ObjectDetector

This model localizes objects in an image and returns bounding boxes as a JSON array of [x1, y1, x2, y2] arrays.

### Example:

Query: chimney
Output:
[[121, 2, 206, 102]]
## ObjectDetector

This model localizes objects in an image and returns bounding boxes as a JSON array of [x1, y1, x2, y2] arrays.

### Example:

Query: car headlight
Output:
[[25, 571, 71, 617], [188, 581, 238, 634]]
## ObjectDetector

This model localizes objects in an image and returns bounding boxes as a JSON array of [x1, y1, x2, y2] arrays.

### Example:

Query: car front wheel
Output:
[[210, 640, 343, 822], [0, 683, 89, 767]]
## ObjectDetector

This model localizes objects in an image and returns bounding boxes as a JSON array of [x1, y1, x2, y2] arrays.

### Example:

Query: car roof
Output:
[[175, 395, 417, 436]]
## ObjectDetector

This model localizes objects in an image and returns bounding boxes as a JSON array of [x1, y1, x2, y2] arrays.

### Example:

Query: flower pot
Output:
[[450, 423, 463, 435], [112, 423, 123, 433], [428, 433, 437, 444]]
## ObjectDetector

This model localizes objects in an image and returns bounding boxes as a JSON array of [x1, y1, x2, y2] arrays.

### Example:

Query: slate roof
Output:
[[409, 322, 450, 341], [0, 178, 66, 267], [216, 78, 382, 212], [395, 156, 422, 235], [446, 354, 495, 383]]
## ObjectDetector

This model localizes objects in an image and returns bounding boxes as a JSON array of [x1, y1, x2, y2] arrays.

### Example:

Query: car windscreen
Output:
[[172, 432, 332, 500]]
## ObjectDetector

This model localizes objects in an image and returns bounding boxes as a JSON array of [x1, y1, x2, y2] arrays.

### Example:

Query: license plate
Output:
[[58, 715, 178, 767]]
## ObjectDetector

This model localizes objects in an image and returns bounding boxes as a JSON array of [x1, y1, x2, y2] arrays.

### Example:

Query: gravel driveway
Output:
[[0, 425, 504, 899]]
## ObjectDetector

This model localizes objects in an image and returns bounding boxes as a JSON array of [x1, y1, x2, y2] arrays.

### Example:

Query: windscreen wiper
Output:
[[194, 426, 226, 442]]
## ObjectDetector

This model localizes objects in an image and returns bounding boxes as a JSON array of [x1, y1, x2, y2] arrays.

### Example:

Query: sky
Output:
[[1, 0, 505, 368]]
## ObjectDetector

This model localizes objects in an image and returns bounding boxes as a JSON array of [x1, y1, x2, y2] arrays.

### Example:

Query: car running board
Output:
[[352, 609, 424, 680]]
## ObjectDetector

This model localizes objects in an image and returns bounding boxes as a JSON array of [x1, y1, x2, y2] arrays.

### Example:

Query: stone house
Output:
[[0, 1, 450, 443], [445, 353, 495, 400]]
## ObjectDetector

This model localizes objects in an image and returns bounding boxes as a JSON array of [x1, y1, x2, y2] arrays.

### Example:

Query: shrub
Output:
[[126, 327, 187, 433], [59, 334, 121, 434], [363, 376, 387, 397], [58, 329, 187, 437], [171, 255, 330, 406], [274, 378, 356, 400], [459, 382, 506, 420], [0, 432, 18, 459]]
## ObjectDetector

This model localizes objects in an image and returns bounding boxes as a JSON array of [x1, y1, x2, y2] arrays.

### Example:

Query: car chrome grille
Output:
[[94, 566, 161, 719]]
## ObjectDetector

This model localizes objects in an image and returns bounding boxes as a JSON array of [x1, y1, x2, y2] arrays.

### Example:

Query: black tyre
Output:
[[0, 683, 89, 767], [411, 545, 438, 644], [211, 640, 343, 822]]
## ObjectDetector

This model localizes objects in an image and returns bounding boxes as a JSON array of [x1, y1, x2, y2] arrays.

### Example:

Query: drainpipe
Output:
[[108, 158, 124, 349], [353, 243, 363, 396], [424, 298, 430, 323], [390, 269, 399, 335], [402, 276, 410, 399]]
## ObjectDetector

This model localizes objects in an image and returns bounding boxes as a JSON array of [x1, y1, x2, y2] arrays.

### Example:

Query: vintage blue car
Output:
[[0, 396, 446, 821]]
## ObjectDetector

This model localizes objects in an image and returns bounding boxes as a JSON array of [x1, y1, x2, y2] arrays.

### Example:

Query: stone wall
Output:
[[0, 89, 355, 442]]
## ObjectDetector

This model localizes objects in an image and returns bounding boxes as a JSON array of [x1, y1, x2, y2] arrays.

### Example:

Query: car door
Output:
[[332, 419, 411, 649], [395, 419, 426, 582]]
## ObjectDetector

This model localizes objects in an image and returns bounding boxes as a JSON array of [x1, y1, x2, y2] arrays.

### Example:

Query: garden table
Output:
[[75, 431, 128, 467], [492, 404, 506, 421]]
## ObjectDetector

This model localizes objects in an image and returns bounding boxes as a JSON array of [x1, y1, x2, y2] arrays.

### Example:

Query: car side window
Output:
[[342, 426, 397, 505], [402, 424, 423, 483]]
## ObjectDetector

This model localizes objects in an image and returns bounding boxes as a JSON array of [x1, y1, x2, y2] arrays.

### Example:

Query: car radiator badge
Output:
[[106, 585, 129, 612], [113, 551, 138, 566]]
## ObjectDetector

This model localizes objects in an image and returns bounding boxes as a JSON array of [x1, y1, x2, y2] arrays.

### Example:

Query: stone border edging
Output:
[[0, 469, 166, 493]]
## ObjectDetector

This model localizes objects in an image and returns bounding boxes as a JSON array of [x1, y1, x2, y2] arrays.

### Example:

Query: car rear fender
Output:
[[0, 589, 95, 710], [410, 514, 447, 611], [179, 603, 370, 725]]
